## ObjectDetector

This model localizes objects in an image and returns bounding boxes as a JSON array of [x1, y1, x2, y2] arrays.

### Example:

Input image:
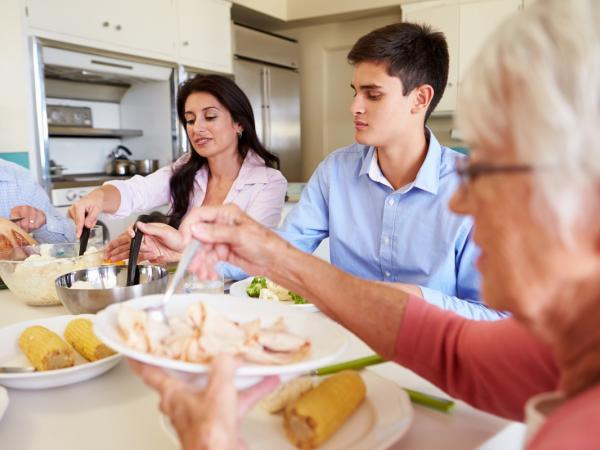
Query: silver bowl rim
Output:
[[55, 264, 168, 292]]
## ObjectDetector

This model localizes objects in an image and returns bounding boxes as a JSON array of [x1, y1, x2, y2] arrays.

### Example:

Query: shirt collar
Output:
[[195, 151, 270, 193], [359, 128, 442, 195], [233, 151, 270, 190]]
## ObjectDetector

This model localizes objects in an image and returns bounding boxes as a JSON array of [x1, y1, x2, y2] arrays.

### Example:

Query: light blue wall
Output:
[[0, 152, 30, 168]]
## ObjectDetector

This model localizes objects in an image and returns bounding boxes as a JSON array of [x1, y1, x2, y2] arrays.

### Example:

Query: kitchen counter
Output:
[[0, 289, 515, 449], [52, 173, 132, 189]]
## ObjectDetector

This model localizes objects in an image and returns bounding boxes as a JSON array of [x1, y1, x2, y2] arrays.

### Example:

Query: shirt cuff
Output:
[[103, 180, 129, 218], [394, 295, 428, 364], [419, 285, 445, 306]]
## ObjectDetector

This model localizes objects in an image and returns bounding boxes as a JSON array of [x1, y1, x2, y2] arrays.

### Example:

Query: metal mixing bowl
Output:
[[55, 264, 168, 314]]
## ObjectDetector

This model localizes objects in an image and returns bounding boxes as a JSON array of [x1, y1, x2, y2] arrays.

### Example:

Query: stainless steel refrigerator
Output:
[[233, 24, 302, 182]]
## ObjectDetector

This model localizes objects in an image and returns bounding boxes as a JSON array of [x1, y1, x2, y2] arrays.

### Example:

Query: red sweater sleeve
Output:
[[394, 297, 560, 421]]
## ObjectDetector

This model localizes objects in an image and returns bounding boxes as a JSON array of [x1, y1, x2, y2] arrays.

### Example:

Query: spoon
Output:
[[144, 239, 202, 325]]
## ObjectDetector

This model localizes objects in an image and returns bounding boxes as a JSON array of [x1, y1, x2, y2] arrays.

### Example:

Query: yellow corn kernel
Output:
[[284, 370, 367, 449], [18, 326, 76, 371], [64, 318, 116, 362]]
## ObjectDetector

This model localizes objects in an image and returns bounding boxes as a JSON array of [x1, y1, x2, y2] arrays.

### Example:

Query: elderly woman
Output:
[[131, 1, 600, 449]]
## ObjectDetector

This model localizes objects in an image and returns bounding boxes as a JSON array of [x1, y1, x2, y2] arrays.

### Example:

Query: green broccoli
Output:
[[289, 291, 308, 304], [246, 277, 267, 297]]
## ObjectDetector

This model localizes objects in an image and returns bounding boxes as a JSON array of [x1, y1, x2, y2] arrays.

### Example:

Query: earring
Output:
[[237, 130, 243, 138]]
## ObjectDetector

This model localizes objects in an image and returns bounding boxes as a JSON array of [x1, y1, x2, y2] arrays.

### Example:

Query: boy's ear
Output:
[[411, 84, 434, 115]]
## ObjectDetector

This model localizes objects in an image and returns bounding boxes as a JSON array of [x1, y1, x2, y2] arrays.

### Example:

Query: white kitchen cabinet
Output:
[[24, 0, 178, 60], [177, 0, 233, 73], [403, 0, 523, 113], [403, 3, 459, 113], [459, 0, 522, 80]]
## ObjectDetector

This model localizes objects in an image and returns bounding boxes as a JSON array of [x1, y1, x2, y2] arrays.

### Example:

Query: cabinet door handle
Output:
[[182, 41, 189, 46], [102, 21, 110, 27], [115, 24, 122, 31], [447, 82, 454, 87]]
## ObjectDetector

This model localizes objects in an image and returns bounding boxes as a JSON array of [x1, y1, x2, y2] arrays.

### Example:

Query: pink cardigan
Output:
[[105, 150, 287, 228], [394, 297, 600, 449]]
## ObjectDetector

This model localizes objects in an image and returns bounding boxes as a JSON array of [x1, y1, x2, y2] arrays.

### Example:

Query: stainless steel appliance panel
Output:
[[266, 66, 301, 182], [234, 25, 299, 69], [233, 59, 265, 143]]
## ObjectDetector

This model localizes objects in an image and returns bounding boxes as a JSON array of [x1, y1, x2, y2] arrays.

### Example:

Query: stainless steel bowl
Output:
[[55, 264, 168, 314]]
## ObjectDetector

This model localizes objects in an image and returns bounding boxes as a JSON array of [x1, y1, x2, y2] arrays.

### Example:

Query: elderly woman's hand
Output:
[[129, 355, 279, 450], [105, 222, 184, 264], [178, 205, 289, 279]]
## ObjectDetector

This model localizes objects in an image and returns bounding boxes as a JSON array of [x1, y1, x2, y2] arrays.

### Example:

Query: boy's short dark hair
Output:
[[347, 22, 449, 121]]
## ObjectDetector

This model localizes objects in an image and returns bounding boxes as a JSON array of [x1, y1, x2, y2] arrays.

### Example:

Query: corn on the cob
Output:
[[18, 326, 76, 371], [284, 370, 366, 449], [64, 318, 116, 362]]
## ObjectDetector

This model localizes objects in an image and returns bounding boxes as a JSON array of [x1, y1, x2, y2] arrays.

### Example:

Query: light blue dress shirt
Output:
[[225, 132, 506, 320], [0, 159, 75, 243]]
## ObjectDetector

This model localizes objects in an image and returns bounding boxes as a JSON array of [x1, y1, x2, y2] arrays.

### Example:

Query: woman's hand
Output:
[[68, 188, 105, 238], [105, 222, 185, 264], [10, 205, 46, 232], [178, 204, 290, 279], [129, 355, 279, 450]]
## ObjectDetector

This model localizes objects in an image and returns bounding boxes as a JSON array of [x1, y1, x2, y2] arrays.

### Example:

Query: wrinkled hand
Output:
[[10, 205, 46, 232], [179, 205, 288, 279], [129, 355, 279, 450], [105, 222, 184, 264], [68, 189, 104, 238]]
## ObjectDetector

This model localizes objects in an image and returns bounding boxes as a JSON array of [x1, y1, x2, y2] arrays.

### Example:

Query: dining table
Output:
[[0, 288, 519, 450]]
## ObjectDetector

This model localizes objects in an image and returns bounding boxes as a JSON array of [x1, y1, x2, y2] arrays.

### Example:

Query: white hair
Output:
[[456, 0, 600, 241]]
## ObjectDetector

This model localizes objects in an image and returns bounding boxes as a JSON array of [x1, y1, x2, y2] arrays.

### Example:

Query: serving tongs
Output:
[[78, 225, 91, 256], [126, 214, 152, 286]]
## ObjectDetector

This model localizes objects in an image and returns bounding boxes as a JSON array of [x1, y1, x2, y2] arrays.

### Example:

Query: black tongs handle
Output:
[[79, 219, 91, 257], [126, 214, 152, 286]]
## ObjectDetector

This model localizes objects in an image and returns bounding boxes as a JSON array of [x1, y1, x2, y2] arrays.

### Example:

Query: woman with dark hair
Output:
[[69, 74, 287, 262]]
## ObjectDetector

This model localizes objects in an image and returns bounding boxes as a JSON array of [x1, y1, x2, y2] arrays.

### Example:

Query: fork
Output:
[[144, 239, 202, 325]]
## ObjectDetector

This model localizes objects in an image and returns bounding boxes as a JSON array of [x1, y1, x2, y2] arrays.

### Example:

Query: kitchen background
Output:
[[0, 0, 536, 239]]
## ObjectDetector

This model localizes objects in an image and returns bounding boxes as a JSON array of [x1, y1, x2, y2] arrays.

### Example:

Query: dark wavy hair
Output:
[[348, 22, 449, 121], [168, 74, 280, 228]]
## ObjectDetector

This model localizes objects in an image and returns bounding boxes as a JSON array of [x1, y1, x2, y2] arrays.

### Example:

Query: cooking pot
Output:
[[132, 159, 160, 175], [106, 159, 136, 176], [105, 145, 135, 176]]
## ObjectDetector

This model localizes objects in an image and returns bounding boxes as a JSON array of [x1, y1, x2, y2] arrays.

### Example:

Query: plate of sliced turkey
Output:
[[95, 294, 349, 388]]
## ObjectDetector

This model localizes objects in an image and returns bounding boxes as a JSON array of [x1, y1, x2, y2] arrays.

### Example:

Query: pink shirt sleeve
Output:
[[243, 169, 287, 228], [394, 297, 560, 421], [104, 165, 174, 218]]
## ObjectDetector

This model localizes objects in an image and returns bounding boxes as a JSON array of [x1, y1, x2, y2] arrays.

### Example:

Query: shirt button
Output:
[[383, 236, 390, 245], [384, 271, 391, 277], [387, 198, 394, 206]]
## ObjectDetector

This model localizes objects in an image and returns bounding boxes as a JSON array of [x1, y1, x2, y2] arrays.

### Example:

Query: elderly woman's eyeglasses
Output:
[[456, 160, 535, 185]]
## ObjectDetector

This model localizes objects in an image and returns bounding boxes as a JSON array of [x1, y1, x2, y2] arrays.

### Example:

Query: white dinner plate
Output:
[[95, 294, 348, 387], [230, 277, 320, 313], [160, 370, 414, 450], [0, 314, 122, 389], [0, 387, 8, 421]]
